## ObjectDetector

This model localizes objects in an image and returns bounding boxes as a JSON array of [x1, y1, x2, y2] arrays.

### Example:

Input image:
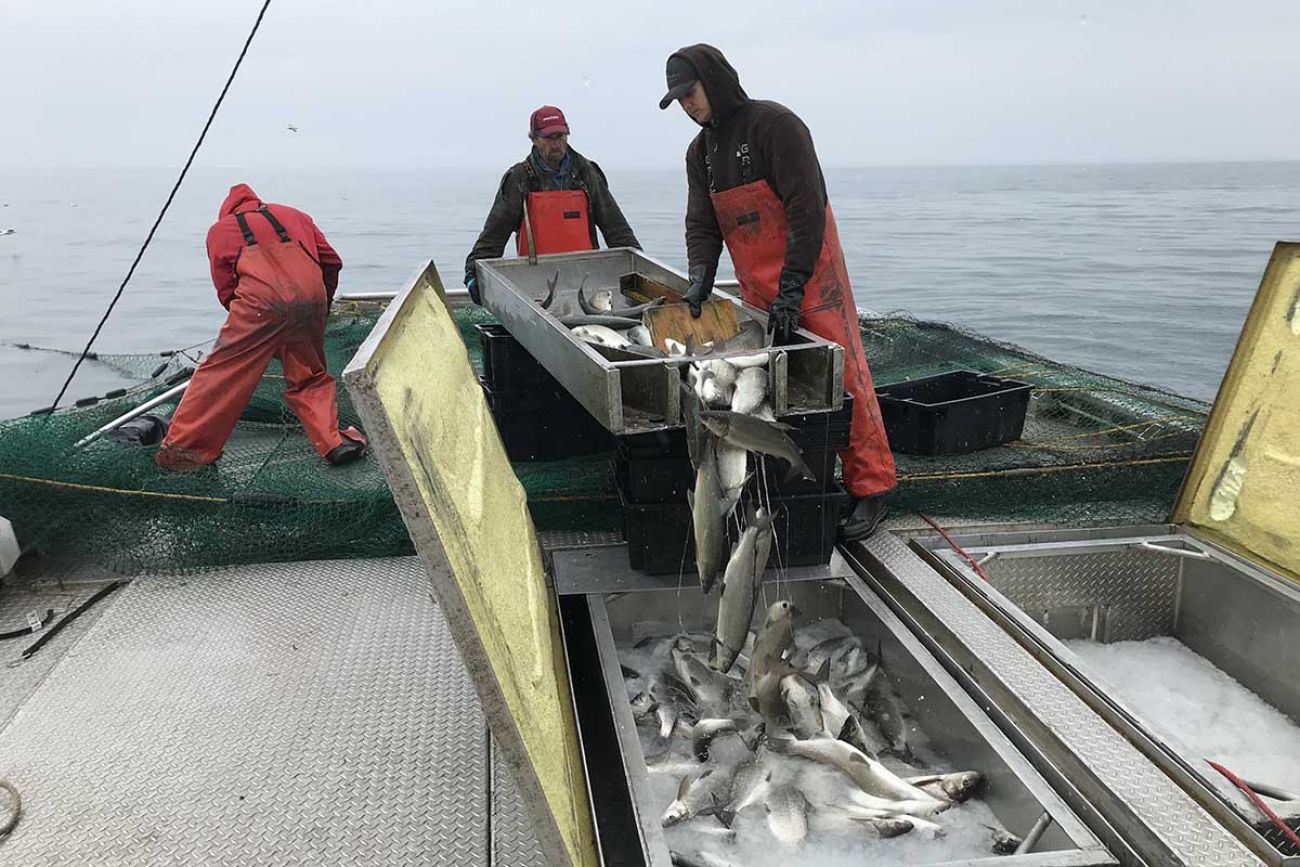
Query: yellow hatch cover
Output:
[[342, 262, 598, 867], [1174, 242, 1300, 584]]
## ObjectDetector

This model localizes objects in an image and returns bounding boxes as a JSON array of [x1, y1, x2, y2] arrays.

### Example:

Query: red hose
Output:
[[1207, 760, 1300, 849], [919, 513, 990, 582]]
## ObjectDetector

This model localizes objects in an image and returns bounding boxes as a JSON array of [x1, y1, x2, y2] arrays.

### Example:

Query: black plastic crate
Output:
[[619, 478, 849, 575], [482, 381, 614, 462], [876, 370, 1032, 456], [476, 324, 559, 392]]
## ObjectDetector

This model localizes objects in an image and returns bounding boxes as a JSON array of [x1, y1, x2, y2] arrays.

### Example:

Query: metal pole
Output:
[[1015, 811, 1053, 854], [73, 380, 189, 449]]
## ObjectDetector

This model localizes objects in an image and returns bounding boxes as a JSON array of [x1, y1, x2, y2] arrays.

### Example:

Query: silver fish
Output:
[[669, 849, 744, 867], [561, 313, 642, 329], [539, 271, 558, 309], [578, 286, 614, 314], [711, 509, 776, 673], [715, 439, 748, 501], [572, 324, 632, 349], [661, 764, 737, 827], [809, 808, 915, 838], [754, 402, 776, 422], [731, 366, 768, 415], [906, 771, 983, 803], [674, 640, 734, 711], [747, 601, 799, 721], [665, 338, 687, 357], [647, 752, 704, 777], [699, 411, 815, 482], [700, 373, 733, 409], [842, 658, 880, 711], [613, 295, 667, 316], [689, 718, 740, 762], [629, 690, 658, 720], [768, 735, 945, 813], [724, 751, 774, 823], [628, 324, 653, 346], [866, 676, 918, 764], [705, 359, 739, 392], [782, 673, 824, 739], [764, 785, 809, 845], [688, 439, 739, 593], [816, 681, 854, 736]]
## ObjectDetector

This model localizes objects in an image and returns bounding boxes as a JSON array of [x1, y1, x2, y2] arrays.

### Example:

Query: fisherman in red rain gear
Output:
[[463, 106, 641, 303], [155, 184, 366, 471], [660, 44, 896, 541]]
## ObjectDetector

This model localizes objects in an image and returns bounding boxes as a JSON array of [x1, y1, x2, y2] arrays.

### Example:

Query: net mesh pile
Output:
[[0, 305, 1206, 575]]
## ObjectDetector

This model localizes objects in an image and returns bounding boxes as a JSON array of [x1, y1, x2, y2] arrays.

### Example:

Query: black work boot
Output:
[[325, 440, 366, 466], [838, 494, 888, 543]]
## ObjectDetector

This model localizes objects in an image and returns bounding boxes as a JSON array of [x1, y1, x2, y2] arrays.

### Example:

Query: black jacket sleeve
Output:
[[766, 113, 826, 290], [684, 138, 724, 287], [585, 161, 641, 250], [464, 167, 526, 285]]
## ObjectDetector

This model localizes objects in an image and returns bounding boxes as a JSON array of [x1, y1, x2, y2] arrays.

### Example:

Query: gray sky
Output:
[[4, 0, 1300, 170]]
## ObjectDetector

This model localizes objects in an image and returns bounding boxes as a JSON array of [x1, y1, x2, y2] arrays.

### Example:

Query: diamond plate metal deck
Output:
[[856, 531, 1262, 867], [490, 737, 549, 867], [981, 549, 1181, 642], [0, 556, 538, 866]]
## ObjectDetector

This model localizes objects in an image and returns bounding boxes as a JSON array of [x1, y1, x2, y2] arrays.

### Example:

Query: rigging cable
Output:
[[45, 0, 276, 415]]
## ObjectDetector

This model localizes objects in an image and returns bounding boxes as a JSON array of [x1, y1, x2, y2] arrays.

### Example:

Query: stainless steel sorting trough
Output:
[[475, 248, 845, 433]]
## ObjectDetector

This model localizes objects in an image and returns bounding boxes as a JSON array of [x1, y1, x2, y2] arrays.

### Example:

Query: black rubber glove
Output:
[[466, 276, 481, 305], [768, 272, 805, 345], [682, 264, 715, 319]]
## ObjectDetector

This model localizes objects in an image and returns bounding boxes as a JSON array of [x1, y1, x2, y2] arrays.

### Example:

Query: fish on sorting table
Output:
[[711, 508, 776, 673], [688, 439, 739, 593], [560, 313, 643, 329], [614, 295, 667, 316], [665, 338, 687, 357], [578, 286, 614, 313], [669, 849, 745, 867], [747, 601, 800, 720], [647, 752, 705, 778], [699, 411, 815, 482], [764, 785, 810, 845], [628, 324, 654, 346], [808, 804, 915, 839], [906, 771, 983, 803], [730, 366, 768, 415], [572, 324, 632, 349], [662, 764, 738, 827], [538, 271, 559, 309], [768, 735, 946, 815], [699, 371, 733, 408]]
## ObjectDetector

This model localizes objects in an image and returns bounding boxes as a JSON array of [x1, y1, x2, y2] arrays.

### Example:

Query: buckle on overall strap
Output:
[[256, 206, 292, 243], [233, 211, 257, 246]]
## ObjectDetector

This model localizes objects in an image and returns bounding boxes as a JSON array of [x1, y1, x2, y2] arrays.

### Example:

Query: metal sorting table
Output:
[[0, 557, 547, 867], [919, 524, 1300, 865], [475, 248, 845, 433], [848, 522, 1266, 867]]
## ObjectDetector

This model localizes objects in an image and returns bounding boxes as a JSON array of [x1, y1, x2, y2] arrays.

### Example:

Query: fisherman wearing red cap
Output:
[[660, 44, 897, 541], [463, 106, 641, 303], [155, 184, 366, 471]]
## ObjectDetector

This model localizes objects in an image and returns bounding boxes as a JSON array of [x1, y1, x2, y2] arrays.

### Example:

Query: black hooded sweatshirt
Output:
[[674, 44, 829, 295]]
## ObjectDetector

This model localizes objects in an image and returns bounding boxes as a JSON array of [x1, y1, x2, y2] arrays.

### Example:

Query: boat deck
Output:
[[0, 556, 546, 866]]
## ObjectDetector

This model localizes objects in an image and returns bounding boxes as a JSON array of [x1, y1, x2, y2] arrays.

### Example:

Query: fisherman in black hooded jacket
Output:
[[659, 44, 897, 541]]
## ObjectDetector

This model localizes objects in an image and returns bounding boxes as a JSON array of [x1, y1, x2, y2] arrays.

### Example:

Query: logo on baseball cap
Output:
[[529, 105, 570, 137]]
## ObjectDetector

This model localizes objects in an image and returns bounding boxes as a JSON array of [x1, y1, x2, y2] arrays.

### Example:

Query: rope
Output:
[[45, 0, 276, 415], [1206, 760, 1300, 849], [896, 454, 1191, 483], [918, 513, 990, 582], [0, 472, 229, 504]]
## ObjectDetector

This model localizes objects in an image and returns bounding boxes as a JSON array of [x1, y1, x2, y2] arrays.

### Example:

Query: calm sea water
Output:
[[2, 162, 1298, 419]]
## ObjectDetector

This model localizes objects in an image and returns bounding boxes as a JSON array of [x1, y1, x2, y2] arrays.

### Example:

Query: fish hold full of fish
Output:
[[618, 613, 998, 862]]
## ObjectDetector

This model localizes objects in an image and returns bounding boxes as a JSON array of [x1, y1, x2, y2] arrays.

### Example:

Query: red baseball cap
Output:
[[529, 105, 570, 137]]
